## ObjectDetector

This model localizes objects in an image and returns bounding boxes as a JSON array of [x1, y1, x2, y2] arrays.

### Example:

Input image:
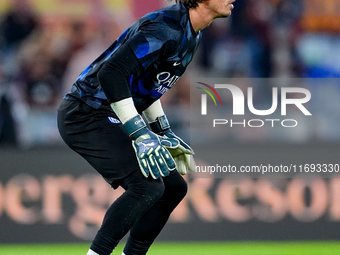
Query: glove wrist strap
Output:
[[124, 115, 147, 138], [149, 115, 170, 134]]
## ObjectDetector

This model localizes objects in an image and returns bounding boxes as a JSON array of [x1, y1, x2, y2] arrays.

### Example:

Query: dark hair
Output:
[[175, 0, 208, 9]]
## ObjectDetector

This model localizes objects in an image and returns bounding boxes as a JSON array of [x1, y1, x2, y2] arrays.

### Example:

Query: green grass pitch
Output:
[[0, 242, 340, 255]]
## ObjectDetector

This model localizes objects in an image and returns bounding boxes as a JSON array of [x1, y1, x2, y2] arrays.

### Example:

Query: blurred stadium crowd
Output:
[[0, 0, 339, 147]]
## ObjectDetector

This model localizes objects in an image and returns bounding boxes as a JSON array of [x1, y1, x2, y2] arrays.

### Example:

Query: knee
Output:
[[129, 177, 165, 203], [144, 179, 165, 202], [165, 173, 188, 204], [173, 176, 188, 202]]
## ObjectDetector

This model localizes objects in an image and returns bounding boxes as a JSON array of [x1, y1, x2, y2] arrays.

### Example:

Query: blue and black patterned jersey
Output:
[[65, 3, 201, 112]]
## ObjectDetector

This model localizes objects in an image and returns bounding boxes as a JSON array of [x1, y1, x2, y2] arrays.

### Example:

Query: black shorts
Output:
[[57, 98, 140, 188]]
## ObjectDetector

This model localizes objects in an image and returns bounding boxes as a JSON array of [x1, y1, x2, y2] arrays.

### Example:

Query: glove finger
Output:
[[156, 153, 171, 176], [186, 154, 196, 172], [154, 145, 168, 169], [177, 139, 194, 155], [154, 147, 170, 177], [178, 144, 194, 155], [154, 146, 171, 177], [166, 147, 183, 158], [132, 142, 150, 178], [147, 154, 161, 179], [174, 157, 180, 171], [139, 160, 150, 178], [163, 142, 194, 158], [160, 146, 176, 170], [158, 159, 170, 177], [176, 155, 187, 175]]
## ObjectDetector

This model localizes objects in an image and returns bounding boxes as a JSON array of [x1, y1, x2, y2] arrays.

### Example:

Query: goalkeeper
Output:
[[57, 0, 235, 254]]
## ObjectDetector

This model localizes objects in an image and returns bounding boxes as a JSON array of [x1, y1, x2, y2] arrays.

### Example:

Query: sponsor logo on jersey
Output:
[[108, 117, 121, 124]]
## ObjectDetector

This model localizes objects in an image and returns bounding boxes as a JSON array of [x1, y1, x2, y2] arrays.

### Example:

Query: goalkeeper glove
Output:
[[124, 115, 179, 179], [149, 115, 196, 175]]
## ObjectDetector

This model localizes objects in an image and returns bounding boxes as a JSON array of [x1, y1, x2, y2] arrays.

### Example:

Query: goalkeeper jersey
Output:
[[65, 3, 201, 112]]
